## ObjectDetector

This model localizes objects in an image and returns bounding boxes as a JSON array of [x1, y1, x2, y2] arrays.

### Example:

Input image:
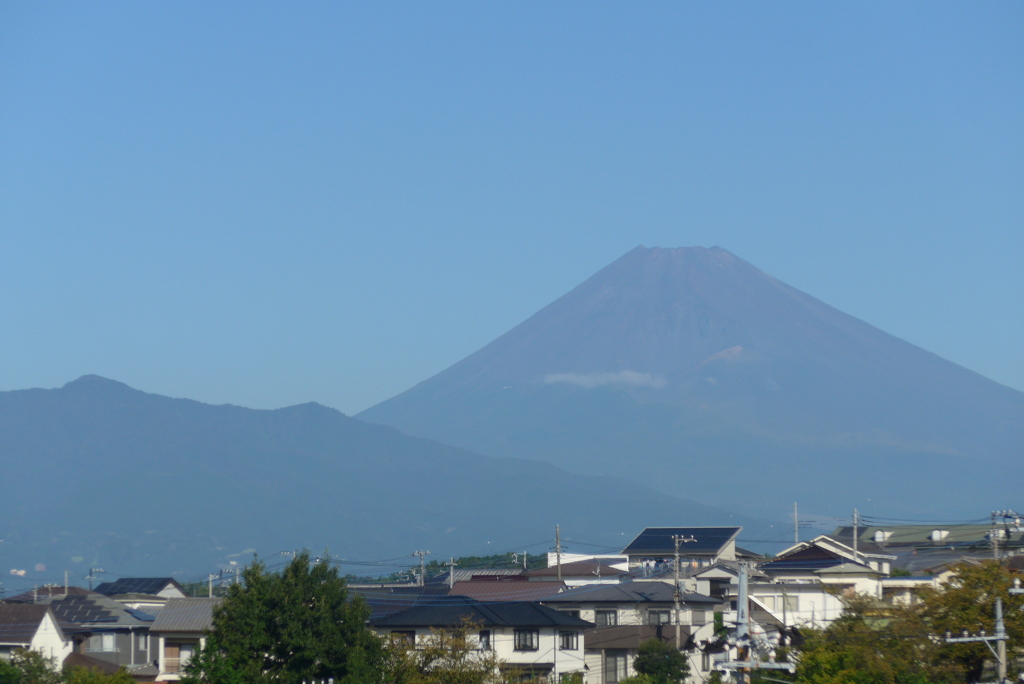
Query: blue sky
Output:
[[1, 2, 1021, 414]]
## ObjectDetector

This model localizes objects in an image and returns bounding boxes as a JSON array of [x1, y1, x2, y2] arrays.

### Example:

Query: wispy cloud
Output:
[[543, 371, 667, 389]]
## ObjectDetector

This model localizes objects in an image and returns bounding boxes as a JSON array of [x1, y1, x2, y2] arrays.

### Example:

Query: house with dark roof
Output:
[[449, 578, 568, 603], [760, 535, 894, 577], [94, 578, 186, 601], [28, 592, 157, 676], [539, 581, 724, 683], [621, 527, 743, 574], [148, 598, 222, 681], [370, 596, 592, 682], [0, 604, 73, 665], [525, 560, 629, 586], [746, 535, 895, 630]]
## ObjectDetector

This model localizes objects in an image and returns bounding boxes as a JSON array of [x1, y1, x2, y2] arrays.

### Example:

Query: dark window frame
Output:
[[514, 629, 540, 651]]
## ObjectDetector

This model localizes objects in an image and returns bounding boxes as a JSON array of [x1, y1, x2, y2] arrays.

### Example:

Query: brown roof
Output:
[[4, 586, 96, 604], [0, 604, 51, 644], [449, 581, 567, 602], [64, 653, 122, 675], [584, 625, 690, 650], [525, 561, 628, 579]]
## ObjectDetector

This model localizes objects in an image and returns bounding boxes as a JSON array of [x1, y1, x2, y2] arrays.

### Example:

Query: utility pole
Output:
[[992, 511, 999, 561], [555, 525, 562, 582], [946, 598, 1007, 683], [412, 550, 430, 587], [208, 574, 215, 598], [64, 570, 68, 598], [84, 568, 104, 591], [671, 534, 696, 651], [446, 557, 458, 590], [523, 552, 527, 571], [853, 509, 859, 562], [794, 502, 799, 544], [673, 535, 682, 651], [718, 563, 794, 681]]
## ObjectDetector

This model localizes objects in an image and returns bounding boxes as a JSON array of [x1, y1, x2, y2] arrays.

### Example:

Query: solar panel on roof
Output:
[[622, 527, 742, 555]]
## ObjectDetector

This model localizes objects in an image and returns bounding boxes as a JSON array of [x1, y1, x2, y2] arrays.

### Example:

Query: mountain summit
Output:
[[360, 246, 1024, 517]]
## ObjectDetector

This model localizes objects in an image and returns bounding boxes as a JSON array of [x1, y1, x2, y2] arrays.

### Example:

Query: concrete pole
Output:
[[556, 525, 562, 582], [996, 598, 1007, 683]]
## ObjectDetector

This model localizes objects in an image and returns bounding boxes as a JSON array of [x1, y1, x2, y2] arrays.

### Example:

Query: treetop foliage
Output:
[[0, 651, 132, 684], [183, 550, 384, 684], [792, 561, 1024, 684]]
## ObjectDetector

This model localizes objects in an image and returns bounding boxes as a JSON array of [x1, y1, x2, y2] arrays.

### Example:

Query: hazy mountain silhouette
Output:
[[0, 375, 759, 578], [360, 246, 1024, 519]]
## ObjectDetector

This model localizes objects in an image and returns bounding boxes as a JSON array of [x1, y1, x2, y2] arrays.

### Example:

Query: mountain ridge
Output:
[[0, 375, 762, 578]]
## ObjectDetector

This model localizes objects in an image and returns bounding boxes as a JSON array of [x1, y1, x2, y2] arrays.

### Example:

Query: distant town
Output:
[[4, 517, 1023, 683]]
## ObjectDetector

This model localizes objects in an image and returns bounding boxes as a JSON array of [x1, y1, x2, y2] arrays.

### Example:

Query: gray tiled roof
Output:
[[149, 598, 222, 633], [538, 581, 720, 605], [35, 594, 151, 628], [370, 596, 593, 629], [449, 581, 567, 603]]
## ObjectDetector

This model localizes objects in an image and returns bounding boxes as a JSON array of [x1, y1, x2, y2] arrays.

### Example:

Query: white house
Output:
[[540, 581, 725, 683], [0, 604, 73, 666], [370, 596, 592, 682]]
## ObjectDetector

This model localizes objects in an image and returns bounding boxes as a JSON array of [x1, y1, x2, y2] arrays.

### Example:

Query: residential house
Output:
[[621, 527, 743, 575], [753, 536, 894, 629], [94, 578, 186, 616], [24, 592, 158, 675], [525, 561, 630, 587], [94, 579, 187, 601], [0, 604, 73, 665], [148, 598, 222, 681], [449, 577, 569, 603], [539, 581, 723, 683], [370, 595, 592, 682]]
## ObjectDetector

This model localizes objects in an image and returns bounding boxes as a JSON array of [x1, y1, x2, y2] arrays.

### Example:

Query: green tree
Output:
[[183, 550, 384, 684], [382, 620, 517, 684], [0, 651, 62, 684], [632, 638, 689, 684], [793, 595, 960, 684], [918, 560, 1024, 682], [62, 667, 134, 684]]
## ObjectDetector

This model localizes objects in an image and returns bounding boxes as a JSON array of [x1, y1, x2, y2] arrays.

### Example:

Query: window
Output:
[[784, 595, 799, 612], [479, 630, 491, 651], [88, 634, 117, 653], [138, 633, 148, 650], [701, 652, 712, 672], [560, 610, 581, 619], [595, 610, 618, 626], [604, 650, 628, 683], [559, 631, 578, 650], [179, 643, 195, 668], [514, 629, 539, 651], [647, 609, 670, 625]]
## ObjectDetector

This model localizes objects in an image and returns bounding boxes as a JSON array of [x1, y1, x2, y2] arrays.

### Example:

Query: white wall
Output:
[[29, 612, 73, 666], [376, 626, 586, 680]]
